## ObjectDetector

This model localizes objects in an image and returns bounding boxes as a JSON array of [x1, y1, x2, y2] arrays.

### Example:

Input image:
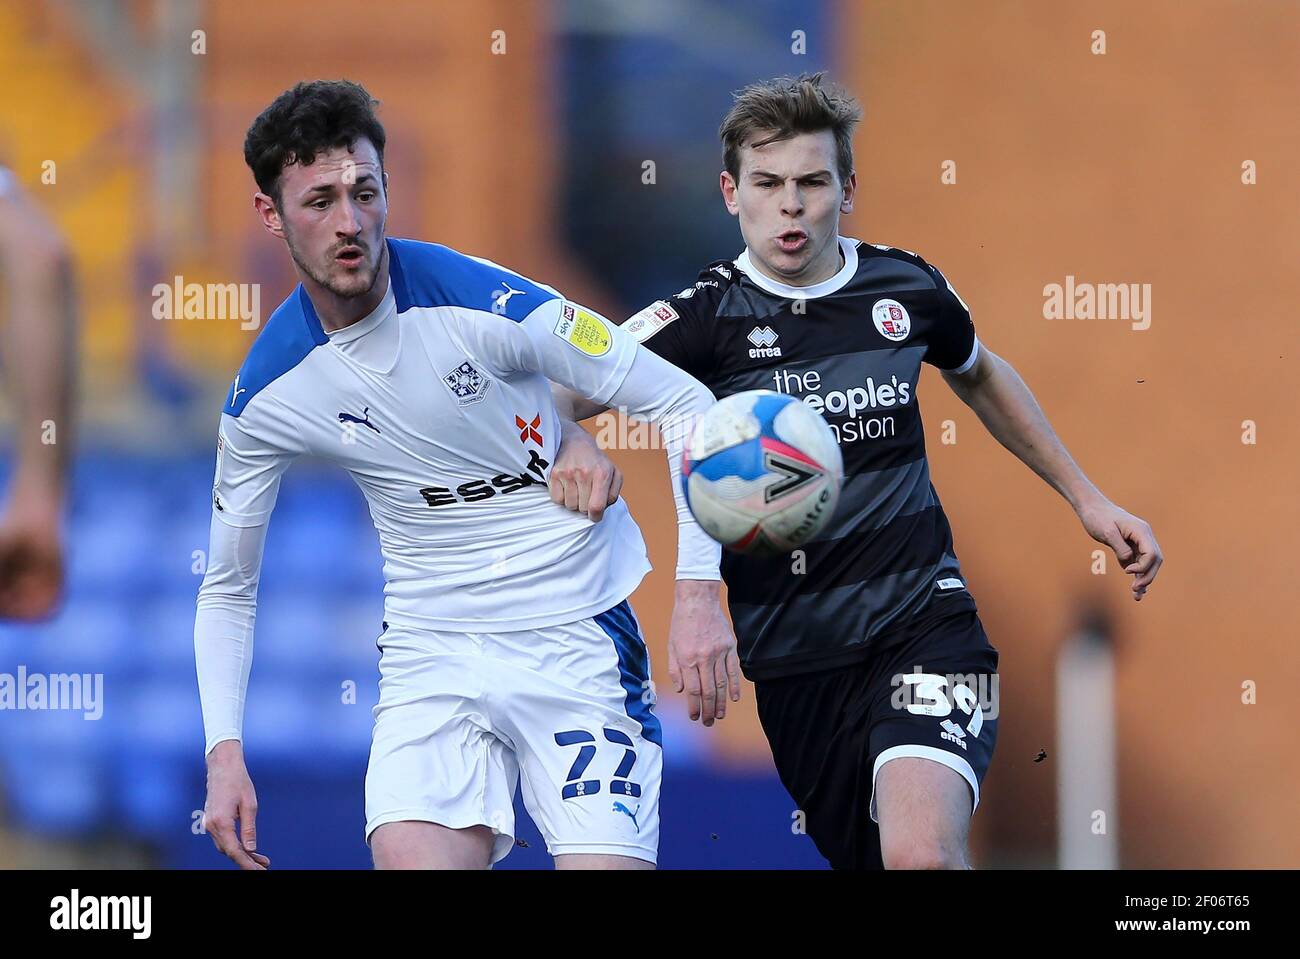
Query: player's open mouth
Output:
[[336, 247, 365, 266], [776, 231, 807, 253]]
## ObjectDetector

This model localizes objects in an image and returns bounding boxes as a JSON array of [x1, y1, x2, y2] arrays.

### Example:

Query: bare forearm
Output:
[[207, 738, 245, 765], [675, 578, 722, 601], [946, 352, 1103, 512], [946, 348, 1164, 599], [3, 231, 77, 496]]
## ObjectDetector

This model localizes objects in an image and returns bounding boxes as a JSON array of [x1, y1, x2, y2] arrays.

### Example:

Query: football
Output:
[[682, 389, 844, 554]]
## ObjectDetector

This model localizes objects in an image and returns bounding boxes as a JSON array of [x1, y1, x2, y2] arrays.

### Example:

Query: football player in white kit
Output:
[[194, 81, 740, 870]]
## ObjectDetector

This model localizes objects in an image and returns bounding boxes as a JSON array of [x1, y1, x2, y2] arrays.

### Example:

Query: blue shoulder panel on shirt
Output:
[[386, 237, 559, 322], [224, 286, 328, 417]]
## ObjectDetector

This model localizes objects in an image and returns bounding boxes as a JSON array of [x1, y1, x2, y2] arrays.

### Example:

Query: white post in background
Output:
[[1056, 612, 1118, 868], [153, 0, 201, 258], [48, 0, 201, 254]]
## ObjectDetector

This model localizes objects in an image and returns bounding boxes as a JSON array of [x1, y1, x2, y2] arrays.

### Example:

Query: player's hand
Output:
[[1077, 498, 1164, 601], [203, 741, 271, 870], [667, 579, 741, 726], [550, 419, 622, 522], [0, 483, 64, 620]]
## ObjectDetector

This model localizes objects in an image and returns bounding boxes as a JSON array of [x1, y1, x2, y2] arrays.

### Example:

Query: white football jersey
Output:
[[212, 237, 651, 631]]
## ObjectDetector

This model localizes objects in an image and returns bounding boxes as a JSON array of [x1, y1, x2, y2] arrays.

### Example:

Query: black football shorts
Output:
[[754, 606, 999, 869]]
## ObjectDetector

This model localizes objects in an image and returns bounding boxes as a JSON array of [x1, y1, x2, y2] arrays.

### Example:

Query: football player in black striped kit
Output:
[[557, 73, 1163, 869]]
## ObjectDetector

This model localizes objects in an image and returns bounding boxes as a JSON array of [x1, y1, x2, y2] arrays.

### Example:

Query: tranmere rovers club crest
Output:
[[442, 360, 492, 405]]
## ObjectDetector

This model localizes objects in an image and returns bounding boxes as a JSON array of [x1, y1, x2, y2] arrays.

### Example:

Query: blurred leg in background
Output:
[[0, 161, 81, 866], [0, 164, 77, 621]]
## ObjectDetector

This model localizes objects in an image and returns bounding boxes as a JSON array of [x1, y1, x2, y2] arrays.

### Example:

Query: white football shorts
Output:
[[364, 599, 662, 865]]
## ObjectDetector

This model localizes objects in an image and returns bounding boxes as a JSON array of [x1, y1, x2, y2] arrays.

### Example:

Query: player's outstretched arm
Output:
[[0, 170, 78, 620], [600, 349, 741, 724], [498, 300, 741, 723], [195, 513, 274, 869], [942, 344, 1163, 601], [195, 411, 298, 866]]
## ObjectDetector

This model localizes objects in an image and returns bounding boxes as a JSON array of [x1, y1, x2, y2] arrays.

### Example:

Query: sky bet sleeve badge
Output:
[[554, 302, 612, 356]]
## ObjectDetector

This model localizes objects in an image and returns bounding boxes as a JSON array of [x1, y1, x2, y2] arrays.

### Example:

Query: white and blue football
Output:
[[682, 390, 843, 555]]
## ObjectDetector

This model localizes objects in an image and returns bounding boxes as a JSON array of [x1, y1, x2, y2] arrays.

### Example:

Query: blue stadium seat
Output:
[[115, 752, 197, 842], [1, 748, 106, 836]]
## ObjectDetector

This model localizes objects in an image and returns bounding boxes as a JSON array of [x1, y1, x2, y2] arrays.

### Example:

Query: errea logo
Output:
[[939, 718, 968, 750], [747, 326, 782, 358]]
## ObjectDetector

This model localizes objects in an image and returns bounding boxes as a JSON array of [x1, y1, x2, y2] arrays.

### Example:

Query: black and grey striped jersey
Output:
[[624, 236, 981, 680]]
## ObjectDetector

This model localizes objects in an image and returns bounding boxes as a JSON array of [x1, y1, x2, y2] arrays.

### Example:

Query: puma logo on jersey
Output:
[[419, 449, 550, 507], [230, 375, 247, 404], [492, 281, 526, 312], [338, 407, 380, 433], [612, 801, 641, 831]]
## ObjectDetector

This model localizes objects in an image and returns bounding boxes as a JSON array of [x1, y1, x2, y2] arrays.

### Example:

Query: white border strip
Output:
[[870, 744, 980, 823], [735, 235, 860, 300]]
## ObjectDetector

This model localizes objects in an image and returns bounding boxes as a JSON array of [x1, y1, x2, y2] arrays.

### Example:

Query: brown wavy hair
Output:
[[719, 72, 862, 184]]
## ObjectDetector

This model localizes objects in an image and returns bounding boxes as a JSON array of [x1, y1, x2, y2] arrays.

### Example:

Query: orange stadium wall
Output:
[[833, 0, 1300, 867]]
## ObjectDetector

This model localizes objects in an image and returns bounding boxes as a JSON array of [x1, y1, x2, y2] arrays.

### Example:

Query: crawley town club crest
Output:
[[872, 298, 911, 342], [442, 360, 492, 406]]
